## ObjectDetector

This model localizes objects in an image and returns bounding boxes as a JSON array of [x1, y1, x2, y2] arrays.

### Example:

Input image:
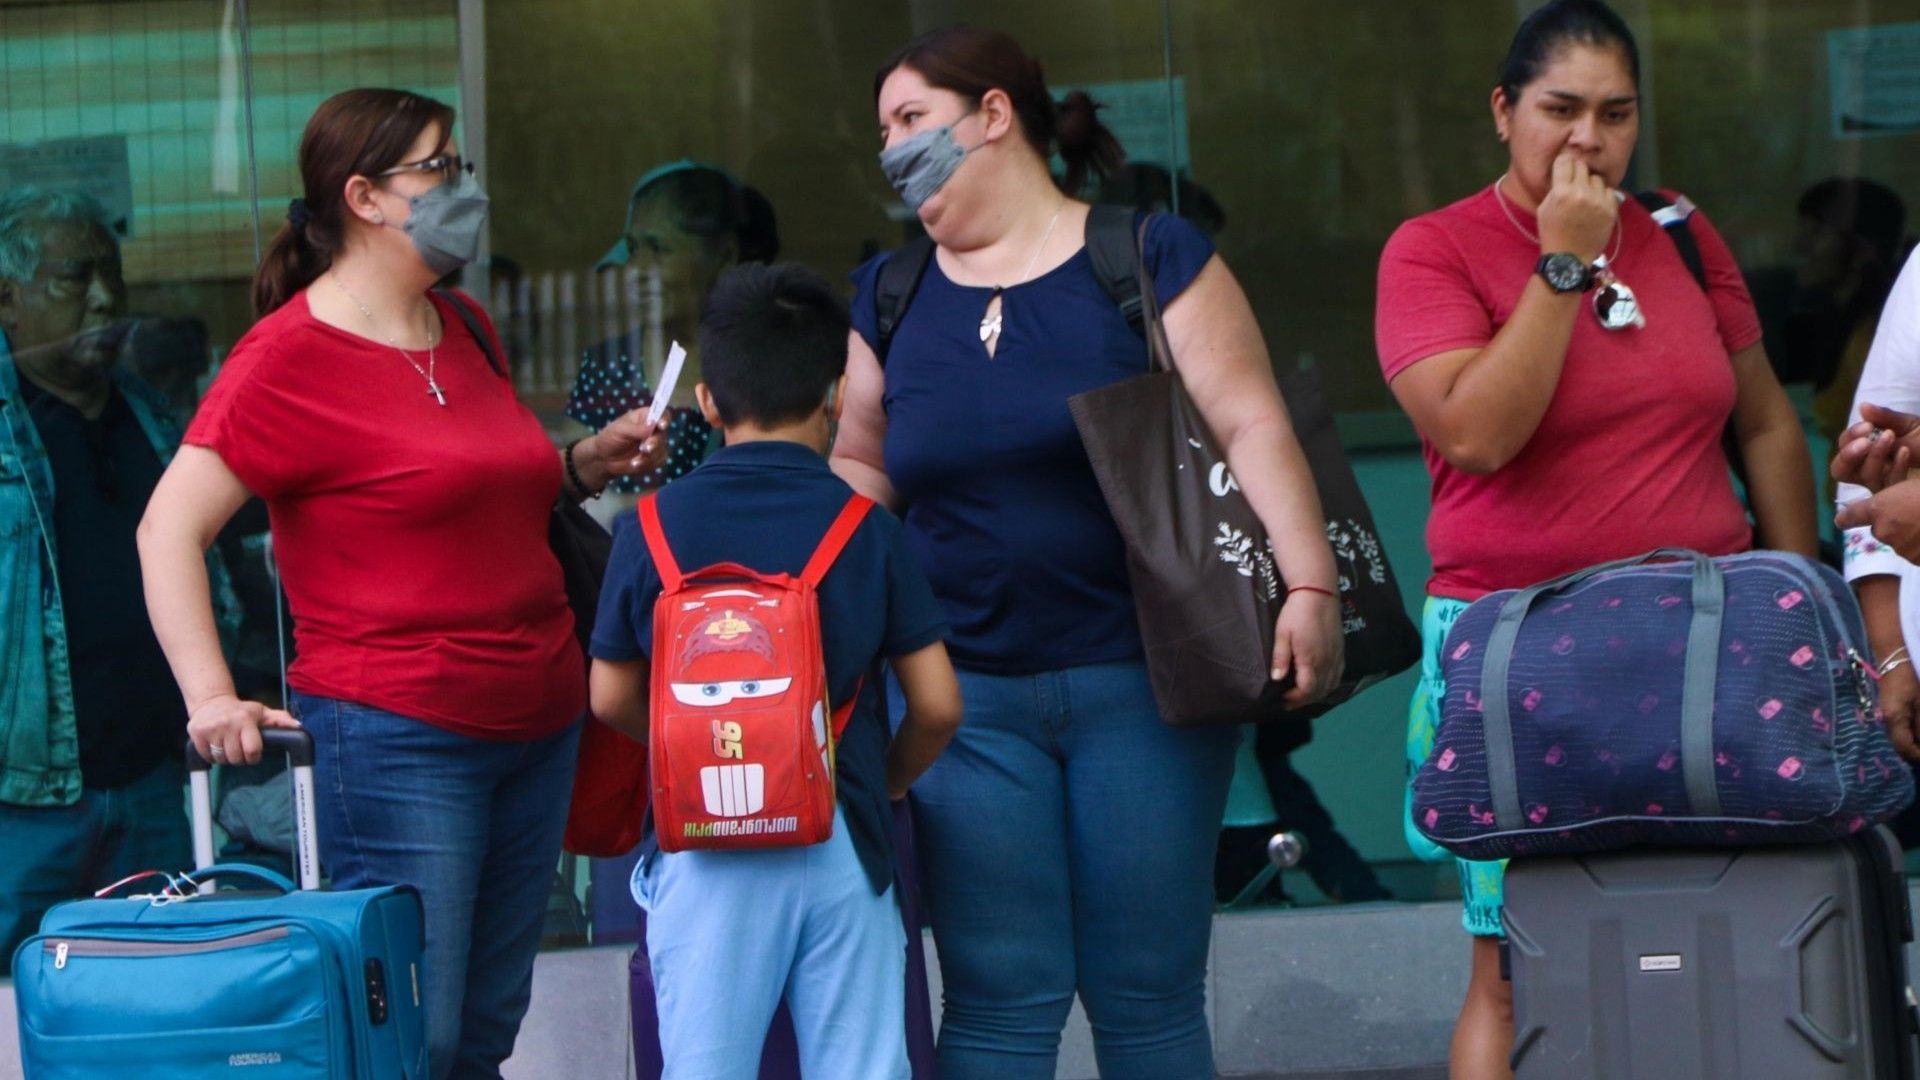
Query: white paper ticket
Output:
[[647, 342, 687, 427]]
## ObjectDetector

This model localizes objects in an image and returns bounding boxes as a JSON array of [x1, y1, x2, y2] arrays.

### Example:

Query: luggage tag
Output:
[[93, 869, 201, 905]]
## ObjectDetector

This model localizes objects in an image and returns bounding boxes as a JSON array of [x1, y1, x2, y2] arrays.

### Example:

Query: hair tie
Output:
[[286, 198, 311, 230]]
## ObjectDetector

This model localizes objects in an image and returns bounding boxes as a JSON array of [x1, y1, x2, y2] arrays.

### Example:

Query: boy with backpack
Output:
[[588, 262, 962, 1079]]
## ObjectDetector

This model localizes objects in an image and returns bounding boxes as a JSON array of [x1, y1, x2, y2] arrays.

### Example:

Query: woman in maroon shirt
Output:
[[138, 89, 665, 1079]]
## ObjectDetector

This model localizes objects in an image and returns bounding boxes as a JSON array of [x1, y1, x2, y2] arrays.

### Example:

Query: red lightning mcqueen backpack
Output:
[[638, 490, 873, 852]]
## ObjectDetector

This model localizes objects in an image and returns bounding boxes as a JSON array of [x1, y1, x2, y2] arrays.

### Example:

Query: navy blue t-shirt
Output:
[[589, 440, 948, 895], [850, 212, 1215, 674]]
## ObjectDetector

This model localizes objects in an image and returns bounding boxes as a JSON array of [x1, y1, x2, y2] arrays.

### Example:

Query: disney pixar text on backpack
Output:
[[638, 492, 873, 852]]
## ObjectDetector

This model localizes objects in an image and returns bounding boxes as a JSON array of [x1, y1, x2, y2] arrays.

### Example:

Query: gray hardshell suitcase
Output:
[[1503, 828, 1919, 1079]]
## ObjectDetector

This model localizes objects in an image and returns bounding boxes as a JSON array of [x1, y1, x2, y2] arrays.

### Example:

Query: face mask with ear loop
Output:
[[385, 171, 491, 277], [877, 108, 983, 212]]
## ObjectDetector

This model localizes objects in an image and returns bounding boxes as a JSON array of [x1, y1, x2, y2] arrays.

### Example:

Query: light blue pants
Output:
[[633, 806, 908, 1080]]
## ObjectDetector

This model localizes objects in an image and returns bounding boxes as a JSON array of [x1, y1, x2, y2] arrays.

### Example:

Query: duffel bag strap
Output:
[[1479, 549, 1726, 830]]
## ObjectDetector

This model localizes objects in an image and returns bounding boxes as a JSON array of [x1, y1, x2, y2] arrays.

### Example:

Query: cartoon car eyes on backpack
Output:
[[639, 493, 873, 852]]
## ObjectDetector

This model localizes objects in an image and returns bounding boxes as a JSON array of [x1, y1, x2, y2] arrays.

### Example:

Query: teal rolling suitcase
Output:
[[12, 730, 428, 1078]]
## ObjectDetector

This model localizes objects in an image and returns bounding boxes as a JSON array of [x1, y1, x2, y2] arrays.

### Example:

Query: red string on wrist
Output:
[[1288, 585, 1338, 600]]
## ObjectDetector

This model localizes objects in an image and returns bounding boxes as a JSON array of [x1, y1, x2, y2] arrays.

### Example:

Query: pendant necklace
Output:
[[333, 278, 447, 404], [1493, 174, 1644, 331], [979, 199, 1066, 345]]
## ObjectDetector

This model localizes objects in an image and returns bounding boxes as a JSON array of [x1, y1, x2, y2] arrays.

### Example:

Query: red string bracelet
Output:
[[1288, 585, 1338, 600]]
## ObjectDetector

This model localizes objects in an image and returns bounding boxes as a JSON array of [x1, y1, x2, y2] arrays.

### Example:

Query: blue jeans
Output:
[[893, 660, 1238, 1080], [293, 692, 581, 1080], [634, 807, 908, 1080], [0, 760, 191, 971]]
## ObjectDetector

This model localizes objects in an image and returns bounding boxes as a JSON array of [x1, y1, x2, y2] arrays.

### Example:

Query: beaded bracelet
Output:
[[563, 438, 603, 500]]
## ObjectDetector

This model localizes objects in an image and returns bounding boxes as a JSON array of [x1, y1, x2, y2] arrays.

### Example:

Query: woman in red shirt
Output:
[[137, 89, 664, 1079], [1374, 3, 1816, 1076]]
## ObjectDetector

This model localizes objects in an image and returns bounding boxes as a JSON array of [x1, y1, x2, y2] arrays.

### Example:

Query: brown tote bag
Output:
[[1067, 220, 1418, 726]]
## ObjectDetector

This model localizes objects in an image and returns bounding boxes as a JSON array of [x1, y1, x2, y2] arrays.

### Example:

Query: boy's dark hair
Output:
[[698, 262, 850, 429]]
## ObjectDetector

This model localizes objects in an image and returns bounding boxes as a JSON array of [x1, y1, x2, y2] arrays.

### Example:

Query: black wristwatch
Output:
[[1535, 252, 1596, 294]]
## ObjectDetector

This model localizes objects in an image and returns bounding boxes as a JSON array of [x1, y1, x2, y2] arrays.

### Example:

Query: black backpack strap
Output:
[[873, 204, 1155, 363], [871, 236, 936, 368], [1634, 190, 1708, 294], [1083, 203, 1145, 338], [1633, 194, 1749, 483], [434, 287, 507, 378]]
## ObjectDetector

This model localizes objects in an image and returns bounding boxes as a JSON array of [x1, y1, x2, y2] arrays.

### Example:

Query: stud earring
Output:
[[372, 212, 385, 224]]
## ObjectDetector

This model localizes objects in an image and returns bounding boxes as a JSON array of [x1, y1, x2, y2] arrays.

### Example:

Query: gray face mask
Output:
[[878, 117, 976, 212], [395, 171, 489, 276]]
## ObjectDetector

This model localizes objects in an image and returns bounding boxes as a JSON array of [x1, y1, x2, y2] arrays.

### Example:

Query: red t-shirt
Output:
[[187, 289, 584, 739], [1375, 187, 1761, 601]]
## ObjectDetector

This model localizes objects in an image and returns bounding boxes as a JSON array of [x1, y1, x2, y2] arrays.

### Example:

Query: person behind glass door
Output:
[[135, 88, 667, 1080], [566, 162, 781, 512], [833, 26, 1344, 1080], [0, 187, 242, 970], [1792, 179, 1909, 453], [1374, 3, 1816, 1075]]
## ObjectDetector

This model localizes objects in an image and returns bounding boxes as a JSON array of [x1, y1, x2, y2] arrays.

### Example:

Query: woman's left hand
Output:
[[591, 408, 671, 481], [1273, 588, 1345, 710]]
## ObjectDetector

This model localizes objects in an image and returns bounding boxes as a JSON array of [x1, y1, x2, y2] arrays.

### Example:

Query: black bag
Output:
[[873, 208, 1419, 725], [437, 289, 611, 651]]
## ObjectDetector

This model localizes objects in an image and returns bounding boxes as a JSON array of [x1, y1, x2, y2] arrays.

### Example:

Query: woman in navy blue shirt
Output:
[[833, 26, 1344, 1080]]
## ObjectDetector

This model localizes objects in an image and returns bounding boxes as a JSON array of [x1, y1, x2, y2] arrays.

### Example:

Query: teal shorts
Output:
[[1404, 596, 1508, 938]]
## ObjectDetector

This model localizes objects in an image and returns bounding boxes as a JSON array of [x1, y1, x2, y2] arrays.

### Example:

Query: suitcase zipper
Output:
[[45, 925, 290, 970]]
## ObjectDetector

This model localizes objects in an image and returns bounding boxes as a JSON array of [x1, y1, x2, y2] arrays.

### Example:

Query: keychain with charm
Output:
[[1590, 253, 1645, 331], [1494, 172, 1645, 332]]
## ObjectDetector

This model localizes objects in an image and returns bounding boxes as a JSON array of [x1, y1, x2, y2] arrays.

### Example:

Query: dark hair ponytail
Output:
[[251, 87, 457, 317], [1497, 0, 1640, 103], [875, 26, 1124, 196]]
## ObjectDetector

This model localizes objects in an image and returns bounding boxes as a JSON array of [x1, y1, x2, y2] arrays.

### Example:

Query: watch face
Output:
[[1540, 254, 1587, 292]]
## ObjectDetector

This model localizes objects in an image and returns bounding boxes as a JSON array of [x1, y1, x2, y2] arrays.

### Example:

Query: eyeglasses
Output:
[[377, 154, 473, 182]]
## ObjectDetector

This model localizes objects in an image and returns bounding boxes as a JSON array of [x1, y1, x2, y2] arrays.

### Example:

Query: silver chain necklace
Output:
[[1492, 173, 1621, 263], [979, 199, 1066, 344], [331, 278, 446, 405]]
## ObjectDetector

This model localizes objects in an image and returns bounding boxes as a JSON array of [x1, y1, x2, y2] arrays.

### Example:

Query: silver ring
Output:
[[209, 745, 226, 760]]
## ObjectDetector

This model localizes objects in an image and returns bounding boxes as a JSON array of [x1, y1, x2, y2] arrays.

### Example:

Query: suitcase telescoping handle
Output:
[[184, 729, 322, 894]]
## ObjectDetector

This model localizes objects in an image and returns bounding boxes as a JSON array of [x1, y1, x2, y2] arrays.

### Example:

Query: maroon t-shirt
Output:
[[1376, 186, 1762, 600]]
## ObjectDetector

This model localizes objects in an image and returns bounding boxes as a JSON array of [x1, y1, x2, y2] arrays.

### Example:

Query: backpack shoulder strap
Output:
[[804, 493, 877, 740], [872, 238, 937, 368], [876, 208, 1149, 356], [1633, 190, 1708, 294], [636, 493, 684, 593], [828, 674, 865, 742], [1083, 203, 1145, 338], [433, 288, 508, 378], [800, 494, 876, 588]]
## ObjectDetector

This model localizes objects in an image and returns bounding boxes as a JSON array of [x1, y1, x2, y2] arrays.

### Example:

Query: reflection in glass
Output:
[[0, 187, 239, 968]]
